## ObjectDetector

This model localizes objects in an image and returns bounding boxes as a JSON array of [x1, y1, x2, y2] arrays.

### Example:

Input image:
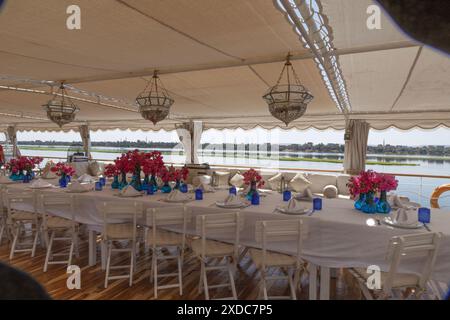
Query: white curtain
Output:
[[6, 125, 21, 157], [343, 120, 370, 175], [192, 121, 203, 164], [79, 124, 92, 159], [176, 121, 203, 164], [176, 126, 191, 164]]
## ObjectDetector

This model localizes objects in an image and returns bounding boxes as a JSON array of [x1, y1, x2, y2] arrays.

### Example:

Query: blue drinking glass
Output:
[[195, 189, 203, 200], [313, 198, 322, 210], [147, 186, 154, 195], [180, 183, 188, 193], [229, 186, 237, 195], [418, 207, 431, 224], [95, 181, 103, 191], [99, 177, 106, 186], [251, 192, 260, 205], [283, 190, 292, 202]]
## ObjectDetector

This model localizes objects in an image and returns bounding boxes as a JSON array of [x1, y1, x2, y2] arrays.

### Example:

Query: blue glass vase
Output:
[[142, 174, 150, 190], [246, 182, 257, 201], [161, 182, 172, 193], [173, 180, 181, 190], [10, 171, 24, 181], [149, 175, 158, 193], [376, 191, 391, 214], [361, 192, 377, 214], [130, 172, 142, 191], [111, 175, 120, 189], [59, 174, 68, 188], [354, 193, 366, 210], [119, 172, 128, 190]]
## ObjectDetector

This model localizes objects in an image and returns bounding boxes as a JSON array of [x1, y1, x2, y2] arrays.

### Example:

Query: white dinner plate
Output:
[[276, 206, 310, 215], [163, 197, 192, 203], [382, 217, 423, 229], [29, 185, 53, 189], [215, 201, 249, 209], [114, 193, 144, 198]]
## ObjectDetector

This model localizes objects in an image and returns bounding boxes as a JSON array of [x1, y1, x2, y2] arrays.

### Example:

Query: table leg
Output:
[[88, 230, 97, 266], [320, 267, 331, 300], [101, 241, 107, 270], [308, 263, 317, 300]]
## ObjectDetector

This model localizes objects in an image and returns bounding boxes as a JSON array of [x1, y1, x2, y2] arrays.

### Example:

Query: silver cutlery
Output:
[[423, 223, 431, 232]]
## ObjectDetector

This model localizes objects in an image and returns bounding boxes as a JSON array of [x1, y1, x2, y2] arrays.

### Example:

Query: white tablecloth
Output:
[[4, 180, 450, 283]]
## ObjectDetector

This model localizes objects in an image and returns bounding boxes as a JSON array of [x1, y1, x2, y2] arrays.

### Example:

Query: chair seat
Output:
[[11, 211, 35, 221], [147, 229, 183, 246], [105, 223, 135, 239], [353, 267, 420, 289], [47, 216, 74, 229], [249, 248, 297, 268], [191, 239, 235, 257]]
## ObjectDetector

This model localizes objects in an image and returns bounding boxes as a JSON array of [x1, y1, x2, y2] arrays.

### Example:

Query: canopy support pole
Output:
[[176, 121, 203, 164], [343, 120, 370, 175], [6, 125, 21, 158], [79, 124, 92, 160]]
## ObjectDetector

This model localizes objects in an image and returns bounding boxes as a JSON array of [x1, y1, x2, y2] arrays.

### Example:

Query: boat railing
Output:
[[20, 155, 450, 210]]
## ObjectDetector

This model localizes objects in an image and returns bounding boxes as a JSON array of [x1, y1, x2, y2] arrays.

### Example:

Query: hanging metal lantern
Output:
[[136, 71, 174, 125], [43, 82, 79, 127], [262, 54, 313, 126]]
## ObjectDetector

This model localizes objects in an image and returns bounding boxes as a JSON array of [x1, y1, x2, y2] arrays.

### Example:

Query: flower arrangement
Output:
[[104, 163, 120, 177], [159, 165, 189, 183], [347, 170, 398, 213], [50, 162, 76, 177], [347, 170, 398, 196], [243, 168, 265, 188], [6, 156, 43, 181], [377, 173, 398, 192], [6, 156, 43, 174], [142, 151, 165, 176]]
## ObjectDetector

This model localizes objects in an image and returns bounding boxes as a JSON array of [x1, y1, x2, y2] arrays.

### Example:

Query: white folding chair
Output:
[[40, 192, 79, 272], [0, 186, 9, 245], [191, 212, 241, 300], [249, 219, 305, 300], [146, 206, 189, 298], [101, 201, 141, 288], [349, 232, 442, 299], [5, 189, 39, 259]]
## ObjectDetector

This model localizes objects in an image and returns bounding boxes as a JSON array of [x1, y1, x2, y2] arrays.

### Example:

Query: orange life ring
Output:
[[430, 184, 450, 208]]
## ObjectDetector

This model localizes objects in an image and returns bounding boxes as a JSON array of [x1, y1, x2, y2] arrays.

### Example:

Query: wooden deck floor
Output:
[[0, 235, 362, 300]]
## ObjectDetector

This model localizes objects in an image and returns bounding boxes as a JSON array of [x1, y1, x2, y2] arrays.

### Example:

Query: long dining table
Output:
[[3, 179, 450, 300]]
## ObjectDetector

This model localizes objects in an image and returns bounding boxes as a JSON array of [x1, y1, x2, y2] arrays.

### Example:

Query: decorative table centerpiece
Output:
[[104, 163, 120, 189], [243, 168, 264, 201], [347, 170, 398, 214], [51, 162, 76, 188], [142, 151, 165, 192], [6, 156, 43, 181]]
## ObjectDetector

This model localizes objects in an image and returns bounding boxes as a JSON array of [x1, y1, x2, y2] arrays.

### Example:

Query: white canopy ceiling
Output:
[[0, 0, 449, 132]]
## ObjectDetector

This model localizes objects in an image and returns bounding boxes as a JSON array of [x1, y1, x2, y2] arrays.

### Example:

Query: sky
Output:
[[9, 126, 450, 146]]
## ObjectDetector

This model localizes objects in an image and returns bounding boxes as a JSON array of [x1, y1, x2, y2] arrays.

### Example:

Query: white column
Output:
[[343, 120, 370, 175], [6, 125, 20, 157], [191, 121, 203, 164], [79, 124, 91, 159]]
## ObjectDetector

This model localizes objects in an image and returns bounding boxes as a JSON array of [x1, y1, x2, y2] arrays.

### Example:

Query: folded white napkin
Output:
[[286, 198, 300, 211], [295, 188, 313, 200], [119, 185, 141, 197], [167, 189, 190, 201], [223, 193, 242, 206], [78, 173, 96, 183], [394, 207, 416, 225], [197, 183, 215, 193], [67, 180, 89, 192], [30, 178, 52, 188]]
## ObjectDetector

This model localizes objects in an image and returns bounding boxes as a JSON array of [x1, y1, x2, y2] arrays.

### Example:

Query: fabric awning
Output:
[[0, 0, 448, 132]]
